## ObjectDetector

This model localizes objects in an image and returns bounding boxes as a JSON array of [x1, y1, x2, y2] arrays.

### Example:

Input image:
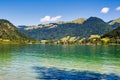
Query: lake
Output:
[[0, 44, 120, 80]]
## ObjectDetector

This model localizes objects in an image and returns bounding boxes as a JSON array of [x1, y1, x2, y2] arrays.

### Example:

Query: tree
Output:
[[101, 37, 110, 44], [89, 35, 101, 45]]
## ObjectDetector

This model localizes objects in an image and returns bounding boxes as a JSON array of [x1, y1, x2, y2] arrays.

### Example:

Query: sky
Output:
[[0, 0, 120, 25]]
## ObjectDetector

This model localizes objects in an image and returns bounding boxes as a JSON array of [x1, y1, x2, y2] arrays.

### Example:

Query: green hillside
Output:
[[20, 17, 111, 40], [102, 27, 120, 43], [102, 27, 120, 38], [0, 19, 33, 42]]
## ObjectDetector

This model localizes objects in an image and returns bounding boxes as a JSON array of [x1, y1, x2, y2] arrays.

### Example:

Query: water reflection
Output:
[[0, 45, 13, 66]]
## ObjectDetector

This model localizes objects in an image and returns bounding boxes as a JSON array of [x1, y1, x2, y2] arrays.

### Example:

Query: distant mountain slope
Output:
[[111, 23, 120, 29], [21, 23, 80, 40], [71, 18, 86, 24], [102, 26, 120, 39], [19, 17, 111, 40], [0, 19, 32, 41], [108, 18, 120, 29], [108, 18, 120, 25], [20, 18, 86, 30]]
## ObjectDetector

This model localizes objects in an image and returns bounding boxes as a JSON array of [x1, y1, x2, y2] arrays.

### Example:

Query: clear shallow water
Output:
[[0, 44, 120, 80]]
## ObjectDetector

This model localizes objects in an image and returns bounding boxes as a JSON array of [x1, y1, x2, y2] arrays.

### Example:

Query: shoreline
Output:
[[0, 42, 120, 46]]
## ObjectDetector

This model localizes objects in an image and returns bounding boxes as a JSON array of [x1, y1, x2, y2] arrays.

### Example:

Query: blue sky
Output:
[[0, 0, 120, 25]]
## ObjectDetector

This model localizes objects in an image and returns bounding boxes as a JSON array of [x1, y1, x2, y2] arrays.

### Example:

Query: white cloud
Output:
[[40, 16, 62, 22], [101, 7, 110, 14], [40, 16, 51, 22], [51, 16, 62, 21], [116, 6, 120, 11]]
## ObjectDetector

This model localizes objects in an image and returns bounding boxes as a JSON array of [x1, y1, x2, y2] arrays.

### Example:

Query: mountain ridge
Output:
[[19, 17, 113, 40]]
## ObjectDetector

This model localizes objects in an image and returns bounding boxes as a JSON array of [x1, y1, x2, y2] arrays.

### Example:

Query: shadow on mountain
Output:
[[33, 66, 120, 80]]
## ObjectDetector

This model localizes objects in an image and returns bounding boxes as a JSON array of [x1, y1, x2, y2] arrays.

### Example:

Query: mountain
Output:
[[0, 19, 32, 41], [76, 17, 111, 37], [108, 18, 120, 29], [19, 17, 111, 40], [21, 23, 80, 40], [102, 26, 120, 39]]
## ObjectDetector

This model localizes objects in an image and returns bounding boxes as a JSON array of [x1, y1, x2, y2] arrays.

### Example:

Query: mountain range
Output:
[[0, 17, 120, 42], [19, 17, 120, 40]]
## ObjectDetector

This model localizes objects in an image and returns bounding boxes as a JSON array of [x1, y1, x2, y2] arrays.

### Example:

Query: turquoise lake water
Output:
[[0, 44, 120, 80]]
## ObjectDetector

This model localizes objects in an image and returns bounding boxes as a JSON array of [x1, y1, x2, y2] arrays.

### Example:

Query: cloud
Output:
[[116, 6, 120, 11], [40, 16, 62, 22], [101, 7, 110, 14]]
